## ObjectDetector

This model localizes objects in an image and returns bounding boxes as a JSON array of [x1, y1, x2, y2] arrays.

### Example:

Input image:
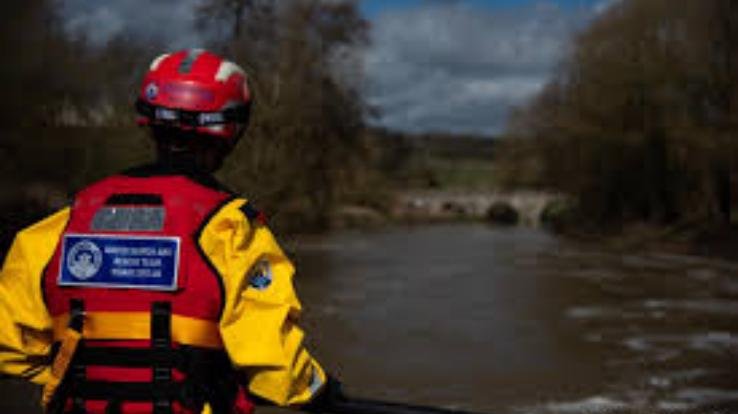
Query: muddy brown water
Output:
[[290, 224, 738, 414], [2, 223, 737, 413]]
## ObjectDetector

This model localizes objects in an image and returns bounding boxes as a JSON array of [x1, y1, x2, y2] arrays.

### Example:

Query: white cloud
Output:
[[460, 77, 546, 102], [364, 1, 590, 136], [593, 0, 622, 15], [57, 0, 360, 49], [58, 0, 203, 48]]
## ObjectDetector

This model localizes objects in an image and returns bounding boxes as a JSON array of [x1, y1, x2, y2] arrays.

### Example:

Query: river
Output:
[[2, 224, 737, 413], [288, 224, 738, 414]]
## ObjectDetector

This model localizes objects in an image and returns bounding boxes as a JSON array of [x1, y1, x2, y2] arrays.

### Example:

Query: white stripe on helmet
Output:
[[204, 124, 225, 133], [215, 61, 245, 82], [149, 53, 170, 71]]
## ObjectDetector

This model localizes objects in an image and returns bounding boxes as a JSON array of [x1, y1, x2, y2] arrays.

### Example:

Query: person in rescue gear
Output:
[[0, 49, 344, 414]]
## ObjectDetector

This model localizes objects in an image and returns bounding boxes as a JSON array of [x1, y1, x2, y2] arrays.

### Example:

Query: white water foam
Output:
[[622, 331, 738, 355], [641, 299, 738, 316], [671, 387, 738, 406], [539, 396, 629, 413]]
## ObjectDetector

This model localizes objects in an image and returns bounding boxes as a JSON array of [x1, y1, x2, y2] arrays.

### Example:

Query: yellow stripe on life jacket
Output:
[[52, 312, 223, 348]]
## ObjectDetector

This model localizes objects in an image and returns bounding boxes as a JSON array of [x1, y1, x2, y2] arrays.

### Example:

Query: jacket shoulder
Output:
[[16, 207, 71, 239]]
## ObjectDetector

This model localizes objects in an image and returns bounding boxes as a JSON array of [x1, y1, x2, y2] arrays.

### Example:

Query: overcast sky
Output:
[[58, 0, 615, 136], [361, 0, 619, 135]]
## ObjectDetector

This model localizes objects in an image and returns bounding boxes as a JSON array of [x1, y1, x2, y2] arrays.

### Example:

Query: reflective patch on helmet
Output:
[[204, 124, 225, 134], [145, 82, 159, 100], [91, 207, 165, 232], [198, 112, 225, 125], [215, 61, 245, 82], [149, 53, 170, 71], [155, 107, 178, 121], [248, 260, 272, 290]]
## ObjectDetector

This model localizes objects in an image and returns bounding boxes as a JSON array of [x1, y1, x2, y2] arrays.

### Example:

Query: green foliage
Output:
[[500, 0, 738, 228], [365, 128, 500, 191]]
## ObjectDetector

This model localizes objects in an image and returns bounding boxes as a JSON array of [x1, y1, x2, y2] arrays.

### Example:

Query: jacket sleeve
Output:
[[198, 199, 326, 407], [0, 208, 70, 385]]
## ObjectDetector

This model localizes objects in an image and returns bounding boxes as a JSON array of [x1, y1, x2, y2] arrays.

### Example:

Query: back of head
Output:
[[135, 49, 252, 172]]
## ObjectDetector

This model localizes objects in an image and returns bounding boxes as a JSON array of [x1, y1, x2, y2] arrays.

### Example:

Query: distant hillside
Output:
[[365, 128, 500, 190], [366, 128, 498, 160]]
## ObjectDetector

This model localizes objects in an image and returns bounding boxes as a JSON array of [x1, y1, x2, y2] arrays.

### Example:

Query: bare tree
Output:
[[197, 0, 370, 231]]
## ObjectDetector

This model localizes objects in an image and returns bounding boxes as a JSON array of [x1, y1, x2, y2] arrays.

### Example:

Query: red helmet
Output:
[[136, 49, 251, 142]]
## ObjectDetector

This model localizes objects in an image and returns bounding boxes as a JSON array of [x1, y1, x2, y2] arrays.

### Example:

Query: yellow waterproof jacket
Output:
[[0, 198, 325, 408]]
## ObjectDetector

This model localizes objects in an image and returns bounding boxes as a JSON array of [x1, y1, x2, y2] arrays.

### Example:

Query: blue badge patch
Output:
[[248, 260, 272, 290], [59, 234, 180, 291]]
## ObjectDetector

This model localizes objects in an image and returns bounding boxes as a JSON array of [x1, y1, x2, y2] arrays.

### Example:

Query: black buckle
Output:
[[151, 302, 171, 349], [154, 366, 171, 382], [153, 399, 172, 414], [69, 298, 85, 332]]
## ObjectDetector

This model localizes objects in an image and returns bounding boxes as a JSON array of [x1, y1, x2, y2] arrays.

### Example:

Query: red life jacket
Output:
[[42, 173, 254, 414]]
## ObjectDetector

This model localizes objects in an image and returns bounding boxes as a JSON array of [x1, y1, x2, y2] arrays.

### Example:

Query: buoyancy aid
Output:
[[41, 172, 253, 414]]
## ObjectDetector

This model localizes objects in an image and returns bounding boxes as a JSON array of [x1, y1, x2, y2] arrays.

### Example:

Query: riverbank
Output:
[[553, 219, 738, 263], [4, 182, 738, 266], [327, 195, 738, 265]]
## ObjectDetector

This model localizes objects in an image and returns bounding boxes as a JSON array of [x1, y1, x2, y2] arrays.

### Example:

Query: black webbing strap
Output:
[[69, 299, 86, 414], [152, 301, 173, 414]]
